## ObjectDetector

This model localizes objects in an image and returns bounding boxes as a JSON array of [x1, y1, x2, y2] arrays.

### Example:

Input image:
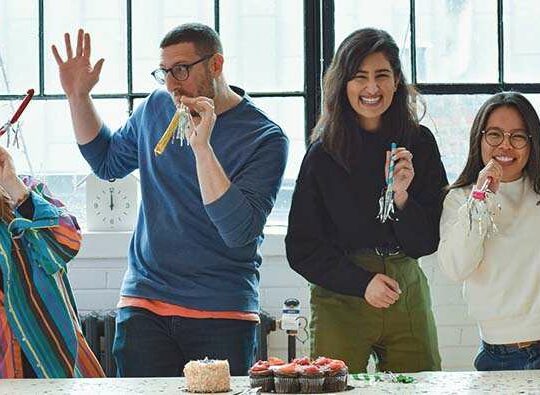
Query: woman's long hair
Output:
[[311, 28, 419, 171], [450, 92, 540, 194]]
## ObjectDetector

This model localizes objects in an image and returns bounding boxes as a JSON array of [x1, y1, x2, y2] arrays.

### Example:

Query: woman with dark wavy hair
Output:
[[438, 92, 540, 371], [286, 28, 447, 373]]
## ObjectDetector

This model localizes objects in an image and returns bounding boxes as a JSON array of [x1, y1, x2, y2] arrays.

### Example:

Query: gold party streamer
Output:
[[154, 111, 180, 156]]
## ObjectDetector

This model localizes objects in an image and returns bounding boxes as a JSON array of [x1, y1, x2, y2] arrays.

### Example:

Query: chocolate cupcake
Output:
[[272, 363, 300, 393], [298, 364, 325, 393], [322, 359, 348, 392], [249, 360, 274, 392]]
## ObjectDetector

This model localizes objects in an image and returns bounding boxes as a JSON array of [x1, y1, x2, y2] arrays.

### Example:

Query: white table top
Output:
[[0, 371, 539, 394]]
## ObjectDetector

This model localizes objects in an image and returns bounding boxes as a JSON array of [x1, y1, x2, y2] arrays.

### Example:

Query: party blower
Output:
[[467, 176, 500, 236], [0, 89, 34, 138]]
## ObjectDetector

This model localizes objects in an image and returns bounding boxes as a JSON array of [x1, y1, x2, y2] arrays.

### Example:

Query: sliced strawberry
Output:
[[313, 356, 332, 366], [302, 364, 322, 375], [292, 356, 311, 365], [276, 362, 298, 374], [327, 359, 346, 370], [250, 360, 270, 372], [267, 357, 285, 366]]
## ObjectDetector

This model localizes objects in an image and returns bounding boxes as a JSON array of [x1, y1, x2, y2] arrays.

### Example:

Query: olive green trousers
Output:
[[309, 252, 441, 373]]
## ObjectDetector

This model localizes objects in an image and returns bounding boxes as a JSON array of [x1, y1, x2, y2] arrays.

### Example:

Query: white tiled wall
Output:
[[69, 231, 479, 371]]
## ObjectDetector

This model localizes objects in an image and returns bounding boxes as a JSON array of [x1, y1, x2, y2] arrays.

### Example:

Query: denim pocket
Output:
[[474, 343, 518, 371], [473, 347, 488, 371]]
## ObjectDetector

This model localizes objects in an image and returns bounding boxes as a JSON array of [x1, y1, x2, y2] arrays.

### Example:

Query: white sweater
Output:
[[438, 177, 540, 344]]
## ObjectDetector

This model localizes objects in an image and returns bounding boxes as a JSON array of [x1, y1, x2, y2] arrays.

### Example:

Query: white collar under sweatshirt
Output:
[[438, 176, 540, 344]]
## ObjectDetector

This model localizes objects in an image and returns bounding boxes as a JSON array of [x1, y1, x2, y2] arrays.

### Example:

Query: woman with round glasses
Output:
[[438, 91, 540, 371]]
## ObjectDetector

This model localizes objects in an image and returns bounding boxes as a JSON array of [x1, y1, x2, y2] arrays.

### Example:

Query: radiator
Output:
[[80, 310, 117, 377]]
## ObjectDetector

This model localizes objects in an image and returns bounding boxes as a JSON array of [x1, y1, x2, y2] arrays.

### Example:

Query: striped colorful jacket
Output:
[[0, 177, 104, 378]]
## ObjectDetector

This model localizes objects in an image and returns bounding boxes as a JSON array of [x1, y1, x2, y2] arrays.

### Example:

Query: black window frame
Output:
[[2, 0, 539, 152], [314, 0, 540, 142]]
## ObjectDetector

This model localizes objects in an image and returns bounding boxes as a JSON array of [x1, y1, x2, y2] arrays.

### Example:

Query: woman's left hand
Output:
[[385, 147, 414, 208]]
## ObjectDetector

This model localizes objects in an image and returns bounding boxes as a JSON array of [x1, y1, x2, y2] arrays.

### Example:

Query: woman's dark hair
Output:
[[450, 91, 540, 194], [160, 23, 223, 56], [311, 28, 419, 171]]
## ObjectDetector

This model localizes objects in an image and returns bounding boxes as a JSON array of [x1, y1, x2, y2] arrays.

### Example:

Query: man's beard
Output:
[[171, 74, 215, 102]]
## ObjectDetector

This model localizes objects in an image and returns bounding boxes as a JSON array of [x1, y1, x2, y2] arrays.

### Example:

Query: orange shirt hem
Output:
[[118, 296, 260, 323]]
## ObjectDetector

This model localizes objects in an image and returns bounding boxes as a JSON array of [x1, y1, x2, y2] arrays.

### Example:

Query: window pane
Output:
[[421, 94, 490, 182], [334, 0, 412, 82], [132, 0, 214, 93], [0, 98, 128, 175], [220, 0, 304, 92], [252, 97, 305, 226], [504, 0, 540, 82], [416, 0, 497, 83], [42, 174, 88, 230], [524, 94, 540, 118], [0, 0, 38, 95], [44, 0, 127, 94]]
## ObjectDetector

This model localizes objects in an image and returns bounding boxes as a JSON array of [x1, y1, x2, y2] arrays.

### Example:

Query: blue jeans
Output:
[[113, 307, 257, 377], [474, 341, 540, 371]]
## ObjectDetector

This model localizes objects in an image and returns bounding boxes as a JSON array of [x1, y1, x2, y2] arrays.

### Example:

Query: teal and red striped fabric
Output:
[[0, 177, 104, 378]]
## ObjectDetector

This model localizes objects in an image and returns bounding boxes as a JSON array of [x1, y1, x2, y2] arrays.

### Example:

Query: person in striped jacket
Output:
[[0, 146, 104, 378]]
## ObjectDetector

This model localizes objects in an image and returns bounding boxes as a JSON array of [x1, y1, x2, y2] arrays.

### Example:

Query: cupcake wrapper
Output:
[[299, 377, 325, 393], [249, 375, 274, 392], [274, 376, 300, 394], [323, 373, 348, 392]]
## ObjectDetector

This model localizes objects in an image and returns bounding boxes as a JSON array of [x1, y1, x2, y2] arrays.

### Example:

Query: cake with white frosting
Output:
[[183, 358, 231, 393]]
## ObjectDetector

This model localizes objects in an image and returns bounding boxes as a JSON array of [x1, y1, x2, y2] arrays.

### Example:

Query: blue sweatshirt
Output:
[[79, 87, 288, 312]]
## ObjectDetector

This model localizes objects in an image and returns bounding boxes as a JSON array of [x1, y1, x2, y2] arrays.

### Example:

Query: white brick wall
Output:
[[69, 231, 480, 371], [420, 255, 480, 370]]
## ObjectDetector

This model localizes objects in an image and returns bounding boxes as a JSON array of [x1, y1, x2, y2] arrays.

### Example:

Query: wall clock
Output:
[[85, 174, 138, 231]]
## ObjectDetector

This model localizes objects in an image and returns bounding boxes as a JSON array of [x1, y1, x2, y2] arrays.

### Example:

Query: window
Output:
[[334, 0, 540, 183], [1, 1, 539, 229], [0, 0, 304, 228]]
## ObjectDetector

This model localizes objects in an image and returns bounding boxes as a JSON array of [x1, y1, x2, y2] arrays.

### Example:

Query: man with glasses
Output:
[[52, 23, 288, 377]]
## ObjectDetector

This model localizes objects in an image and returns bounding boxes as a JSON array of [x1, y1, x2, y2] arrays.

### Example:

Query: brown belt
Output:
[[507, 340, 539, 349]]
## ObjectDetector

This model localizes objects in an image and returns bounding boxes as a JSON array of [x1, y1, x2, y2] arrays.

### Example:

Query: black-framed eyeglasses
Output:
[[481, 127, 532, 150], [151, 54, 214, 84]]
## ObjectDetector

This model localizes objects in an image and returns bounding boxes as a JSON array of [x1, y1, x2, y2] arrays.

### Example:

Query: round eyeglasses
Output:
[[481, 127, 532, 150], [151, 54, 214, 84]]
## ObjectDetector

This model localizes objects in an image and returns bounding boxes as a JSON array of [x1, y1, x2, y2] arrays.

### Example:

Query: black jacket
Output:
[[285, 125, 448, 298]]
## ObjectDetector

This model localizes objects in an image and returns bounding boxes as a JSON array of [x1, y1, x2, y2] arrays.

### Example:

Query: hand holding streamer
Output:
[[154, 102, 192, 156], [377, 142, 397, 223], [467, 177, 500, 236]]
